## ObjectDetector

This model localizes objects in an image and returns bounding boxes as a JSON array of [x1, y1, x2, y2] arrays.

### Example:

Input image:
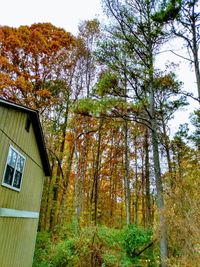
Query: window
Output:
[[2, 146, 25, 191]]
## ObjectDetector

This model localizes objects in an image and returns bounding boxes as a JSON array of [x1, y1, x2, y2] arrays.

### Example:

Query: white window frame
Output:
[[2, 145, 26, 192]]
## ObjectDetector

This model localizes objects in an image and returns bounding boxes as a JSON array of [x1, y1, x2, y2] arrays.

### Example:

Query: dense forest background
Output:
[[0, 0, 200, 266]]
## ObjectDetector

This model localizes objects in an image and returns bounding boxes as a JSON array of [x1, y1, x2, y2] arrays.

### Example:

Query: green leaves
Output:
[[95, 72, 120, 97], [152, 0, 182, 23], [34, 225, 155, 267], [122, 225, 153, 259], [74, 96, 124, 117]]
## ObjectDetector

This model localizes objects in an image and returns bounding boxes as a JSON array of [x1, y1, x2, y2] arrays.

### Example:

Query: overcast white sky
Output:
[[0, 0, 102, 34], [156, 44, 198, 134]]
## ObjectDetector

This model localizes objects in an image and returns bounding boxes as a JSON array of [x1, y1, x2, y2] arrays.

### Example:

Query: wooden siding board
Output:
[[0, 106, 45, 211], [0, 131, 8, 178], [0, 156, 44, 211], [0, 217, 38, 267], [1, 106, 43, 169], [0, 105, 47, 267], [0, 106, 8, 130], [0, 101, 51, 176]]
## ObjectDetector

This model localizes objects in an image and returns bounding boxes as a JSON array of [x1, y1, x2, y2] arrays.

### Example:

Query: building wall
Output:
[[0, 218, 38, 267], [0, 105, 45, 267]]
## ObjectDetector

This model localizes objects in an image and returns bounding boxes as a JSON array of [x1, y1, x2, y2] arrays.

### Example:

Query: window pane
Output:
[[7, 149, 17, 167], [16, 156, 25, 172], [3, 147, 25, 191], [4, 165, 14, 185], [13, 171, 22, 189]]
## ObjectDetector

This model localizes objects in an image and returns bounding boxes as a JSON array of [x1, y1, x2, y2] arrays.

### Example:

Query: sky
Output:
[[156, 40, 199, 134], [0, 0, 102, 34], [0, 0, 198, 134]]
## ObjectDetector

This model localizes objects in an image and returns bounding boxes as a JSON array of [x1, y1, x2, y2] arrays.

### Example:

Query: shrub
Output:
[[33, 232, 53, 267], [122, 225, 153, 262], [33, 224, 156, 267], [53, 239, 78, 267]]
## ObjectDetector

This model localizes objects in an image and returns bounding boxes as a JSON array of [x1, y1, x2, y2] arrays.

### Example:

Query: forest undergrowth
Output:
[[33, 224, 159, 267]]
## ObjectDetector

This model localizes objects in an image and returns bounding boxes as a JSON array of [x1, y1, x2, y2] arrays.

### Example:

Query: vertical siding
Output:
[[0, 217, 38, 267], [0, 105, 46, 267], [0, 105, 9, 130], [1, 106, 43, 167], [0, 128, 45, 211]]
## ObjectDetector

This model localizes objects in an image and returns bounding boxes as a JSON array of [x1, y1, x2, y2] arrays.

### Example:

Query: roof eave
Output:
[[0, 98, 51, 176]]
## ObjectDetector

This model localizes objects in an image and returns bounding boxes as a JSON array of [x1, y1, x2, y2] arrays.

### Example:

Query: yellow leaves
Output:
[[164, 152, 200, 265], [6, 33, 21, 49], [65, 132, 74, 146], [0, 73, 13, 89], [15, 75, 31, 91], [25, 23, 75, 56], [1, 23, 75, 61], [153, 72, 180, 93], [159, 75, 174, 87], [36, 89, 52, 98], [0, 56, 9, 66]]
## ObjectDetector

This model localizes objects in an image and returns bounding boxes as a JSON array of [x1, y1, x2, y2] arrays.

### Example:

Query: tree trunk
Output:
[[109, 134, 115, 226], [77, 118, 89, 221], [50, 104, 69, 229], [151, 122, 168, 267], [150, 85, 168, 266], [162, 117, 172, 172], [191, 3, 200, 101], [60, 144, 75, 225], [74, 127, 80, 233], [91, 118, 103, 225], [124, 119, 131, 225], [134, 136, 139, 226], [147, 1, 168, 260], [144, 128, 151, 228], [141, 150, 146, 228]]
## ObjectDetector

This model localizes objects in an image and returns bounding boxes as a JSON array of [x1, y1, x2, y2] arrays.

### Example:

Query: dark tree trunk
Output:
[[144, 128, 151, 228]]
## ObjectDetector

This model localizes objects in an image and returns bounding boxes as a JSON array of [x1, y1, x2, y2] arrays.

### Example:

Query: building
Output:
[[0, 98, 51, 267]]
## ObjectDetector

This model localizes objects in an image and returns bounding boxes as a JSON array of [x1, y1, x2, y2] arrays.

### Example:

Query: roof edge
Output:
[[0, 98, 51, 176]]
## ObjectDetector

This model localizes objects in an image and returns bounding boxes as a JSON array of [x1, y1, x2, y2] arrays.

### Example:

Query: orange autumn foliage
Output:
[[0, 23, 76, 110]]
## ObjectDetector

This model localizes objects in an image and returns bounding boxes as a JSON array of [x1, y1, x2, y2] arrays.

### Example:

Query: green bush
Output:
[[53, 239, 78, 267], [33, 232, 53, 267], [122, 225, 153, 263], [33, 224, 157, 267]]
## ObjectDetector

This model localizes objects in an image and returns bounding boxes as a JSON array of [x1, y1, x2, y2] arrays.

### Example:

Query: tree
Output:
[[165, 133, 200, 265], [0, 23, 76, 110], [73, 19, 101, 227], [190, 109, 200, 149], [154, 0, 200, 102], [153, 71, 188, 179], [173, 0, 200, 101], [99, 0, 170, 265]]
